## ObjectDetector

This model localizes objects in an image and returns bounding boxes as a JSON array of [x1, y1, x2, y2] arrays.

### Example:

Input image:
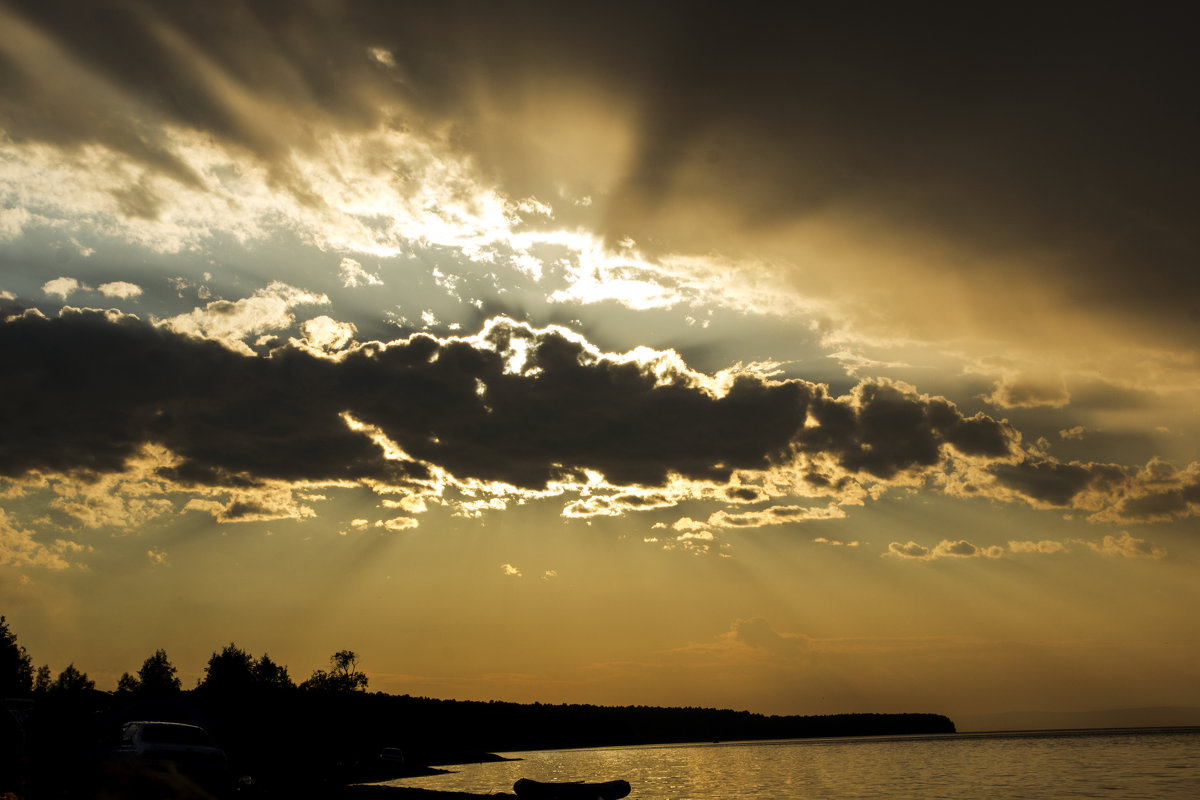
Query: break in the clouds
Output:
[[2, 0, 1197, 380], [2, 304, 1199, 547]]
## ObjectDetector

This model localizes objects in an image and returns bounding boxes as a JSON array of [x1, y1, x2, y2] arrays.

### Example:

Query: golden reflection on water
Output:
[[383, 729, 1200, 800]]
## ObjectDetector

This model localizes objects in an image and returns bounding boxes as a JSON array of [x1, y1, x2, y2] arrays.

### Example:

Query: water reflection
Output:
[[382, 729, 1200, 800]]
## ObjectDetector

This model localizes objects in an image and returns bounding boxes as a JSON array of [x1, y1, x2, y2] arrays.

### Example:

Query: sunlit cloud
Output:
[[183, 485, 320, 524], [298, 316, 358, 354], [42, 277, 86, 299], [981, 375, 1071, 409], [708, 503, 847, 528], [501, 563, 522, 577], [814, 537, 860, 547], [886, 540, 1004, 561], [1086, 531, 1166, 560], [1008, 540, 1071, 555], [161, 281, 329, 355], [0, 508, 71, 569], [379, 516, 419, 532], [338, 257, 384, 288], [98, 281, 143, 299]]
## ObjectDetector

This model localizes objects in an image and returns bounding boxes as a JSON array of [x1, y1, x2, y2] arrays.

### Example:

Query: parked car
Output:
[[104, 720, 229, 793]]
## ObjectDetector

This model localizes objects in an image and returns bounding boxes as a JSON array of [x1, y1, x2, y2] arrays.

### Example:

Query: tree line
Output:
[[4, 613, 956, 797], [1, 615, 367, 697]]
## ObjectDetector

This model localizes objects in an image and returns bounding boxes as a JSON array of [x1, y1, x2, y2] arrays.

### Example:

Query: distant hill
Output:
[[957, 706, 1200, 732]]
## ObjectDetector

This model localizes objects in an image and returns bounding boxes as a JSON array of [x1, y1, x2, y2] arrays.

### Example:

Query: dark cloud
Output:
[[0, 308, 406, 485], [798, 382, 1016, 481], [0, 311, 1024, 500], [0, 311, 809, 490], [1104, 476, 1200, 523], [988, 459, 1128, 508], [7, 310, 1198, 529]]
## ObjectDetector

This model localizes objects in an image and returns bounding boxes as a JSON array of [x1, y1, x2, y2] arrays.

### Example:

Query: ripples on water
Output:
[[383, 727, 1200, 799]]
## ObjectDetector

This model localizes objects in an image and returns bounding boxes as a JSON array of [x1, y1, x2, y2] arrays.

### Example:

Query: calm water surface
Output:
[[382, 727, 1200, 799]]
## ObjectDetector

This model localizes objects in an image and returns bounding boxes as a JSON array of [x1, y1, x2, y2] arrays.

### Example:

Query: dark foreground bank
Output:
[[2, 689, 953, 797]]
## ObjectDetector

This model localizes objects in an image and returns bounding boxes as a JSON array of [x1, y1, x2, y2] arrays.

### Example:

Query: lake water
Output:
[[381, 727, 1200, 799]]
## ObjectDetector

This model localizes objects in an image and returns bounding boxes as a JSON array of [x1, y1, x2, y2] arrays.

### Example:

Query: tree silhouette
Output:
[[198, 644, 295, 694], [0, 615, 32, 696], [199, 643, 254, 694], [136, 649, 181, 695], [301, 649, 368, 692], [52, 663, 94, 693], [252, 652, 293, 690], [33, 664, 52, 694], [115, 672, 140, 695]]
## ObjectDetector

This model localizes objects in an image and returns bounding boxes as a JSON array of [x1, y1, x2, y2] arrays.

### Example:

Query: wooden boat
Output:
[[513, 777, 632, 800]]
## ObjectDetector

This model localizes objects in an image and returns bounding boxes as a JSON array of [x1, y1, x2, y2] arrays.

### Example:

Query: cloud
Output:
[[708, 504, 846, 528], [984, 459, 1128, 508], [501, 563, 522, 577], [888, 541, 931, 559], [161, 281, 329, 355], [2, 308, 1196, 533], [813, 537, 860, 547], [184, 486, 318, 524], [982, 376, 1071, 409], [42, 277, 86, 299], [0, 508, 70, 569], [379, 516, 419, 532], [797, 381, 1018, 483], [382, 496, 427, 513], [1, 0, 1197, 377], [886, 540, 1004, 561], [1008, 540, 1071, 555], [672, 618, 811, 665], [980, 457, 1200, 523], [299, 316, 358, 353], [98, 281, 142, 299], [562, 491, 681, 518], [1087, 531, 1166, 560], [339, 258, 384, 288], [146, 548, 168, 566], [731, 618, 809, 656]]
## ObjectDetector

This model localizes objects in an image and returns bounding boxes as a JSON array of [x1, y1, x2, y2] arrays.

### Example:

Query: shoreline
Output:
[[341, 789, 516, 800]]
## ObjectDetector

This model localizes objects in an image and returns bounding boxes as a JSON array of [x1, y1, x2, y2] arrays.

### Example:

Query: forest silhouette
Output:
[[2, 616, 954, 797]]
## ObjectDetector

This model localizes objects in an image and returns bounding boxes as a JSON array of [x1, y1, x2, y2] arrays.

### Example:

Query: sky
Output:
[[2, 1, 1199, 730]]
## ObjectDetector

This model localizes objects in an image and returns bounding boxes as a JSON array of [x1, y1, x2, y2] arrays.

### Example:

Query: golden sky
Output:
[[2, 1, 1198, 729]]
